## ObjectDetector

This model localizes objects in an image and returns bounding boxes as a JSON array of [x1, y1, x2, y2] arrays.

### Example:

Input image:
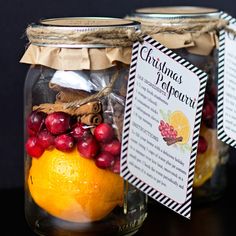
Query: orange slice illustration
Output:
[[169, 111, 190, 144]]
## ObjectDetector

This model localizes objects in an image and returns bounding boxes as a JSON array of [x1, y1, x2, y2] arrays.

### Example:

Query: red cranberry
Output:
[[45, 112, 71, 135], [54, 134, 74, 152], [27, 111, 46, 135], [202, 100, 216, 121], [25, 137, 44, 158], [77, 136, 99, 159], [197, 136, 208, 154], [71, 123, 90, 140], [95, 152, 115, 169], [160, 120, 165, 126], [110, 159, 121, 174], [209, 83, 217, 99], [27, 127, 37, 137], [164, 123, 170, 130], [161, 130, 168, 138], [94, 123, 114, 143], [102, 139, 121, 156], [38, 130, 55, 149]]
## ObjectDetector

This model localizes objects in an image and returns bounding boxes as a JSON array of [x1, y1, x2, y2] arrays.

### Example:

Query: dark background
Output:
[[0, 0, 236, 189]]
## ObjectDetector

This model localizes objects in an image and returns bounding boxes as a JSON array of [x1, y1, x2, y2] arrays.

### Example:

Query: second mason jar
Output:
[[21, 17, 147, 235], [130, 6, 229, 203]]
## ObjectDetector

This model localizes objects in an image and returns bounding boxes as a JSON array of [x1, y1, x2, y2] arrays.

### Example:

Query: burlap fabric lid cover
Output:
[[131, 6, 227, 56], [20, 17, 140, 70]]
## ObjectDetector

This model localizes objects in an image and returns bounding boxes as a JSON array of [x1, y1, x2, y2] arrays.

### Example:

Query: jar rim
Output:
[[36, 17, 140, 31], [27, 17, 140, 48], [133, 6, 220, 19]]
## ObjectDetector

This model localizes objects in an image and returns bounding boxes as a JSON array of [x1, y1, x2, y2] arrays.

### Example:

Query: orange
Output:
[[193, 126, 219, 188], [28, 148, 124, 222], [169, 111, 190, 144]]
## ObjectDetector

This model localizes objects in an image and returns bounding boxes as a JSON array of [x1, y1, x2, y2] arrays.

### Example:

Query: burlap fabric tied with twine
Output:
[[20, 18, 141, 70]]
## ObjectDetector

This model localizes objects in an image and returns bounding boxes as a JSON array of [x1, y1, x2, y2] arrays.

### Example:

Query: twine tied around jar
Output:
[[224, 26, 236, 36], [26, 26, 143, 47], [127, 17, 228, 38]]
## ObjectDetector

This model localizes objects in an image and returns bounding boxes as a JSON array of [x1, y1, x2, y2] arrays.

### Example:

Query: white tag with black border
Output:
[[217, 12, 236, 146], [121, 35, 207, 219]]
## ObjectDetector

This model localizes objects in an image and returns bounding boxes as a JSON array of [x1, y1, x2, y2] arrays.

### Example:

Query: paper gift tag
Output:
[[217, 12, 236, 146], [121, 35, 207, 219]]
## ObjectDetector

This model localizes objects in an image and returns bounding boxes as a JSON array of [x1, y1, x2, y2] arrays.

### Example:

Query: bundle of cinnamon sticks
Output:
[[33, 100, 103, 126]]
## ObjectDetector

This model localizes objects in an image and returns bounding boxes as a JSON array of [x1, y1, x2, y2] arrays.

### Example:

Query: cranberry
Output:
[[27, 127, 37, 137], [102, 139, 121, 156], [54, 134, 74, 152], [160, 120, 165, 126], [159, 121, 165, 131], [171, 132, 177, 139], [197, 136, 208, 154], [25, 137, 44, 158], [95, 152, 115, 169], [38, 129, 55, 149], [71, 123, 90, 140], [202, 100, 216, 121], [77, 136, 99, 159], [209, 83, 217, 99], [45, 112, 71, 135], [165, 123, 170, 129], [27, 111, 46, 135], [161, 130, 168, 138], [94, 123, 115, 143], [110, 159, 121, 174]]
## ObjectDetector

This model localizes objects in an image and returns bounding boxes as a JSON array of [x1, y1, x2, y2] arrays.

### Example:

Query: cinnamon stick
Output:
[[67, 101, 102, 114], [81, 114, 102, 126], [163, 137, 173, 142], [33, 101, 102, 116], [166, 136, 183, 146], [56, 90, 91, 103]]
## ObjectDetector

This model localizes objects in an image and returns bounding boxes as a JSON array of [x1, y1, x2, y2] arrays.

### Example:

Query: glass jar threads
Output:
[[21, 17, 147, 235], [130, 7, 229, 203]]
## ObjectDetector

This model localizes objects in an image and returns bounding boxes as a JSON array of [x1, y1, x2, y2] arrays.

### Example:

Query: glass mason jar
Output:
[[130, 7, 229, 203], [21, 17, 147, 236]]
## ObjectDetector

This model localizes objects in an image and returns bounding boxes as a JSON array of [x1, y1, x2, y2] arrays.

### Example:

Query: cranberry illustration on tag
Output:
[[158, 111, 189, 146]]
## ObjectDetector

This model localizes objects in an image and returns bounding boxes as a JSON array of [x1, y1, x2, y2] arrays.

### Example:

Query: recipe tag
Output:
[[121, 35, 207, 219], [217, 13, 236, 146]]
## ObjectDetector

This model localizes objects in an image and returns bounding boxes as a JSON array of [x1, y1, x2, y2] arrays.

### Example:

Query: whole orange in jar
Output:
[[21, 17, 147, 236]]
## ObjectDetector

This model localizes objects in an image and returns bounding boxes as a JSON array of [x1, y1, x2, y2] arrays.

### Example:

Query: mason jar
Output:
[[130, 7, 229, 203], [21, 17, 147, 236]]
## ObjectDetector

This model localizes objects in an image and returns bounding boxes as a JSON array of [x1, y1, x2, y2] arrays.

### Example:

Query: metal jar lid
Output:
[[133, 6, 220, 19], [26, 17, 140, 48]]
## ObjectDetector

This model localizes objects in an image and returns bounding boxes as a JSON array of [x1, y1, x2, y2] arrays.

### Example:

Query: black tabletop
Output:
[[1, 165, 235, 236]]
